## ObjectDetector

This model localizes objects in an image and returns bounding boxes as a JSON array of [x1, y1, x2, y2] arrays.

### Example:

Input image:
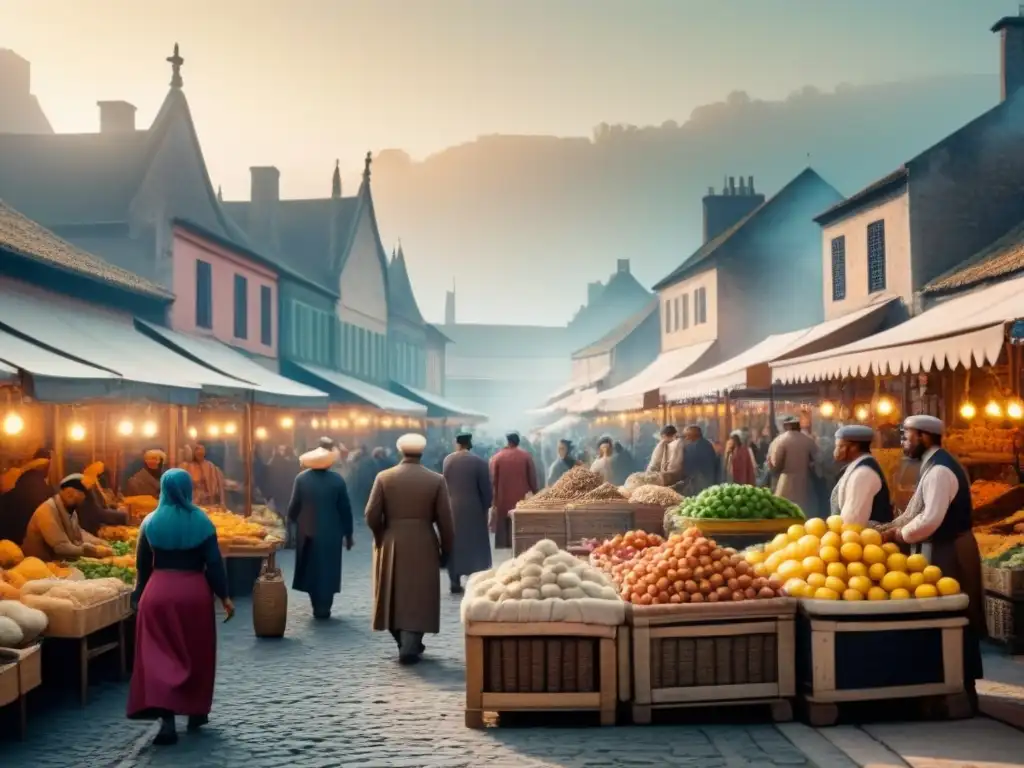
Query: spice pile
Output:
[[580, 483, 629, 501], [629, 485, 683, 506], [624, 472, 662, 490], [526, 466, 605, 504]]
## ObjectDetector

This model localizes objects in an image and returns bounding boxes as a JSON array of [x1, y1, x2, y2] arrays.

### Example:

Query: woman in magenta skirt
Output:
[[127, 468, 234, 745]]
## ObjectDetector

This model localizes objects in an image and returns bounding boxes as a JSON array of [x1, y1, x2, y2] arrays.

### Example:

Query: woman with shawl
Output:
[[125, 449, 166, 498], [127, 469, 233, 746], [723, 431, 758, 486]]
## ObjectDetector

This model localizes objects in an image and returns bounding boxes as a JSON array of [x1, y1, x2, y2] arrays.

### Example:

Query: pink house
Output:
[[171, 221, 278, 359]]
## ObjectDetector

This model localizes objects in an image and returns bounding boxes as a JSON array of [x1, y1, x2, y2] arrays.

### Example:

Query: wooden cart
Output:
[[796, 596, 972, 726], [464, 620, 618, 728], [625, 598, 797, 724]]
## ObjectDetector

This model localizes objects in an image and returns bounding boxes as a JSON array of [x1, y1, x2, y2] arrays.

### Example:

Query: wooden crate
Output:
[[632, 504, 668, 537], [985, 593, 1024, 652], [44, 593, 131, 639], [797, 597, 971, 726], [0, 655, 18, 708], [464, 621, 618, 728], [565, 505, 634, 543], [511, 508, 567, 555], [982, 565, 1024, 598], [627, 598, 797, 724], [12, 644, 41, 694]]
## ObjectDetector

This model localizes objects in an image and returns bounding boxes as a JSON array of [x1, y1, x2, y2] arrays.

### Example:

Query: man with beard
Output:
[[125, 449, 166, 498], [179, 443, 226, 507], [830, 425, 892, 527], [878, 415, 983, 711], [546, 439, 576, 486], [22, 474, 109, 561]]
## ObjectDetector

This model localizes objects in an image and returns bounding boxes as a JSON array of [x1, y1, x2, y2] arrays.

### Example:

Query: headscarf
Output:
[[141, 468, 216, 551]]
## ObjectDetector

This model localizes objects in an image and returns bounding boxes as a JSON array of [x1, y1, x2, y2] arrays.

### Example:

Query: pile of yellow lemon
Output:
[[745, 516, 961, 601]]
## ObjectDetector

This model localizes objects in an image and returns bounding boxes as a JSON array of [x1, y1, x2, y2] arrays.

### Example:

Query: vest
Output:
[[926, 448, 973, 542], [857, 455, 894, 524]]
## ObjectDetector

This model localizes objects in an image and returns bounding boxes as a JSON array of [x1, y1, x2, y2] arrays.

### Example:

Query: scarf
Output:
[[141, 468, 216, 550]]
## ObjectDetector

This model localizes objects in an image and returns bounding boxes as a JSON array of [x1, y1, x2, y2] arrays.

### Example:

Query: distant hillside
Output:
[[367, 74, 998, 325]]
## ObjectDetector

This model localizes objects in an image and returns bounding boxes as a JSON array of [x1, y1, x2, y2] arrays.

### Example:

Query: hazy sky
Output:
[[1, 0, 1012, 201]]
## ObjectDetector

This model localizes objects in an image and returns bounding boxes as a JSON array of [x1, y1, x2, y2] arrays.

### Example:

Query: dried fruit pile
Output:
[[609, 528, 783, 605]]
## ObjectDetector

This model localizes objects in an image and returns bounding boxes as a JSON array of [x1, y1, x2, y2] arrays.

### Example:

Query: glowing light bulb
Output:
[[142, 420, 158, 438], [959, 401, 977, 421], [876, 397, 894, 417], [1008, 401, 1024, 420], [311, 418, 320, 429], [207, 424, 221, 437], [985, 400, 1003, 419], [224, 422, 237, 435], [329, 419, 339, 429], [117, 419, 134, 436], [339, 418, 350, 429], [356, 416, 370, 427], [2, 413, 23, 436], [819, 401, 836, 418], [349, 410, 358, 420], [254, 426, 268, 441], [68, 423, 86, 442], [187, 426, 199, 440], [395, 417, 405, 428], [854, 405, 870, 422], [381, 417, 393, 428], [280, 416, 294, 429]]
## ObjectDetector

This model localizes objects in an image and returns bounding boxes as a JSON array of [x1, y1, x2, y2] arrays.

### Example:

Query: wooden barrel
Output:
[[252, 561, 288, 638]]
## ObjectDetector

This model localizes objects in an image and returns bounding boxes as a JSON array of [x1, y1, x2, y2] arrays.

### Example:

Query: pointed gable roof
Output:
[[387, 243, 426, 326]]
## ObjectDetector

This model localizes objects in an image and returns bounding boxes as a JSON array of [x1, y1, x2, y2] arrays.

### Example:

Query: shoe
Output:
[[154, 717, 178, 746], [187, 715, 208, 732], [450, 585, 464, 595], [398, 653, 421, 665]]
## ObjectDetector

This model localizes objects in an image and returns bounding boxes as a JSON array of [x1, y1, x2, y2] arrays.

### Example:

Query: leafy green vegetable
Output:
[[109, 541, 133, 557], [71, 560, 136, 584], [667, 484, 805, 521], [984, 545, 1024, 570]]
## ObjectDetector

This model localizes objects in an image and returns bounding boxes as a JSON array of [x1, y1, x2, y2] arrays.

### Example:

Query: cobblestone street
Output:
[[4, 529, 1024, 767]]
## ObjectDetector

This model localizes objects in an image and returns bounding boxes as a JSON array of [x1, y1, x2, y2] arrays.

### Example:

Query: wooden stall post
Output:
[[52, 404, 64, 480], [243, 402, 254, 518]]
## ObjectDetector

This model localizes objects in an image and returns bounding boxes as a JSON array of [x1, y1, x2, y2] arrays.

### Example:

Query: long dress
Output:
[[443, 450, 493, 582], [128, 530, 227, 719], [490, 447, 538, 549], [287, 468, 353, 617]]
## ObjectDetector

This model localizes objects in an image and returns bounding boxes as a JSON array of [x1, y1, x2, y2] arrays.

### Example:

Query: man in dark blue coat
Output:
[[288, 438, 354, 619]]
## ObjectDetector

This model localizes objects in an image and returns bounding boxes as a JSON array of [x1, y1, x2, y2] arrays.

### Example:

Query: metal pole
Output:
[[243, 402, 253, 518]]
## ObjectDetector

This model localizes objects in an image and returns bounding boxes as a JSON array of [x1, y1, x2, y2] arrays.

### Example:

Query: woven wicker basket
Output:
[[252, 563, 288, 638]]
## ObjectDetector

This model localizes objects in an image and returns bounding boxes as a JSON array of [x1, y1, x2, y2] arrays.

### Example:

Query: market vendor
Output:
[[180, 443, 226, 508], [590, 436, 614, 482], [647, 425, 684, 486], [0, 448, 54, 544], [831, 425, 892, 526], [78, 462, 130, 535], [22, 474, 107, 561], [125, 448, 166, 498], [545, 439, 576, 487], [880, 415, 984, 708]]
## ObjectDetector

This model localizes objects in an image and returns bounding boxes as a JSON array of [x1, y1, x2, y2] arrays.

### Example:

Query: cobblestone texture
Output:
[[6, 528, 825, 767]]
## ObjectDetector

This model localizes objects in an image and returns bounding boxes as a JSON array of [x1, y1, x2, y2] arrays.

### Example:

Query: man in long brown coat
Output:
[[366, 432, 455, 664], [489, 432, 538, 549], [768, 417, 820, 516]]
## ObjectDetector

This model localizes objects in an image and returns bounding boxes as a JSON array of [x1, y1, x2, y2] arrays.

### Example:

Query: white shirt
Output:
[[647, 438, 683, 476], [836, 454, 882, 527], [900, 447, 960, 544], [590, 456, 612, 481]]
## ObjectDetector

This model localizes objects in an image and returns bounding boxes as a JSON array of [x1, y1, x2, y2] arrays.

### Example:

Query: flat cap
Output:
[[835, 424, 875, 442]]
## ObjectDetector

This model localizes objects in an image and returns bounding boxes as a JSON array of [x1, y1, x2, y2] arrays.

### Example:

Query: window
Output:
[[674, 297, 682, 332], [195, 260, 212, 329], [830, 236, 847, 301], [867, 220, 886, 293], [663, 300, 671, 334], [260, 286, 272, 346], [681, 293, 690, 330], [233, 275, 248, 339], [694, 287, 707, 325]]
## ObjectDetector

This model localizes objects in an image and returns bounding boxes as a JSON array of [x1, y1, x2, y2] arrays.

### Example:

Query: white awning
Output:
[[566, 387, 601, 414], [539, 413, 585, 436], [661, 298, 898, 400], [772, 275, 1024, 384], [596, 341, 715, 412], [544, 357, 612, 403], [661, 331, 808, 401]]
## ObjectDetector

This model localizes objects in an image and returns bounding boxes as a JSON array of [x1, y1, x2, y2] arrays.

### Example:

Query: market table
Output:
[[221, 542, 281, 598], [0, 644, 40, 739]]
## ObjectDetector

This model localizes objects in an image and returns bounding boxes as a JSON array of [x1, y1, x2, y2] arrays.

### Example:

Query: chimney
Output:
[[701, 174, 766, 243], [587, 281, 603, 306], [993, 8, 1024, 101], [249, 166, 280, 248], [97, 101, 136, 134], [0, 49, 30, 96], [616, 259, 630, 274]]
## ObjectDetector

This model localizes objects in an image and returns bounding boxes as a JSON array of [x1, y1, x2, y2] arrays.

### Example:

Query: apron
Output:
[[901, 457, 986, 683]]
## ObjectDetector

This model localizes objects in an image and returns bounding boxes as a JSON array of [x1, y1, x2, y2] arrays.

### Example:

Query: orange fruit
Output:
[[842, 588, 864, 601], [802, 556, 826, 575], [937, 577, 960, 596], [859, 528, 882, 547], [868, 563, 887, 581], [820, 546, 840, 564], [862, 544, 886, 565], [922, 565, 942, 584], [886, 553, 909, 573], [840, 542, 863, 563]]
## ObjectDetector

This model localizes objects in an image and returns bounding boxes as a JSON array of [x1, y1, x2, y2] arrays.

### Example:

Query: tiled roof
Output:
[[387, 245, 426, 325], [922, 217, 1024, 295], [0, 199, 171, 299], [572, 297, 657, 358], [654, 168, 832, 291], [813, 167, 909, 226], [223, 196, 360, 287]]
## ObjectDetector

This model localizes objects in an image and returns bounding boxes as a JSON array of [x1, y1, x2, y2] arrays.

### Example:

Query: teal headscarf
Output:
[[141, 468, 217, 550]]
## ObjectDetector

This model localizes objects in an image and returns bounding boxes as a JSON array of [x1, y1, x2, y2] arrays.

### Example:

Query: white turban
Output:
[[396, 433, 427, 455], [903, 415, 944, 436]]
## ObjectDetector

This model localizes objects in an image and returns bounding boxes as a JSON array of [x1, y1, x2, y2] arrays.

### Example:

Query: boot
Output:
[[450, 575, 464, 595], [187, 714, 209, 732], [153, 713, 178, 746]]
